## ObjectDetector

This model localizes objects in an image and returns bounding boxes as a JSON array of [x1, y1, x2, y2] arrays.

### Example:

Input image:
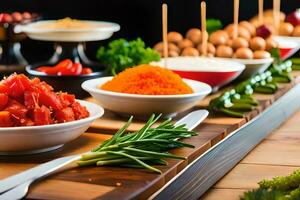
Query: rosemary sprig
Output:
[[77, 114, 197, 173]]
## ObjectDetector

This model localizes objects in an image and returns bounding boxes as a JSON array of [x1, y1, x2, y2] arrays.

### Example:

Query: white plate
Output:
[[82, 77, 212, 117], [0, 100, 104, 155], [15, 20, 120, 42], [217, 57, 274, 79]]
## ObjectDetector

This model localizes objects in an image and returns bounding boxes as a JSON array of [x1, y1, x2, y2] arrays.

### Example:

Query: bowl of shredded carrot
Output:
[[82, 64, 212, 117]]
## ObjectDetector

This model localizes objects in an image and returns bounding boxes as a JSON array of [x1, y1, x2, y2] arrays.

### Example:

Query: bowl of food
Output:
[[151, 57, 245, 90], [82, 64, 212, 117], [153, 21, 276, 80], [26, 59, 107, 98], [15, 18, 120, 42], [0, 74, 104, 155], [276, 36, 300, 60]]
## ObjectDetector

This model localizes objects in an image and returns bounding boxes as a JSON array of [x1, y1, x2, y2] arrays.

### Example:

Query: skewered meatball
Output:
[[216, 45, 233, 58], [186, 28, 202, 45]]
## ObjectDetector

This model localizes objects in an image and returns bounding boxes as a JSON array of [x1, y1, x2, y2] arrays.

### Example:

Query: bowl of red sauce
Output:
[[152, 57, 245, 91]]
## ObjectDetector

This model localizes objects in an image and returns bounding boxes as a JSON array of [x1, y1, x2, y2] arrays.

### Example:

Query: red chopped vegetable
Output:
[[36, 59, 93, 76], [0, 74, 90, 127], [0, 111, 13, 127]]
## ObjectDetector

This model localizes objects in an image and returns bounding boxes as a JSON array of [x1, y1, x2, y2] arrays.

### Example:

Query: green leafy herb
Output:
[[206, 19, 223, 34], [77, 114, 197, 173], [96, 38, 160, 75], [241, 169, 300, 200]]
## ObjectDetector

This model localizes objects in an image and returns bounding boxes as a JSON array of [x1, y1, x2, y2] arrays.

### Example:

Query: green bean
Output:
[[254, 86, 275, 94], [227, 103, 254, 111], [232, 98, 258, 106], [219, 108, 244, 118]]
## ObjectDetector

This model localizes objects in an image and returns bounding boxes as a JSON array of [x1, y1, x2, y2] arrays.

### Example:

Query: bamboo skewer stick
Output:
[[258, 0, 264, 25], [273, 0, 280, 35], [233, 0, 239, 39], [162, 3, 168, 68], [201, 1, 207, 57]]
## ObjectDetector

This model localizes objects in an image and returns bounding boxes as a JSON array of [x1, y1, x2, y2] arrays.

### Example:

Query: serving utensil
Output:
[[0, 110, 209, 199]]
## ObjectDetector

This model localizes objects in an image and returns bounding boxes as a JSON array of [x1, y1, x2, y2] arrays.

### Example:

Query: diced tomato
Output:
[[21, 118, 35, 126], [38, 91, 63, 110], [30, 77, 41, 85], [0, 93, 8, 110], [24, 91, 39, 109], [0, 111, 13, 127], [36, 81, 54, 92], [71, 101, 89, 120], [0, 83, 9, 94], [33, 105, 53, 125], [55, 107, 75, 123], [3, 74, 31, 98], [59, 93, 75, 107], [82, 67, 93, 75], [4, 99, 28, 119], [36, 66, 58, 75]]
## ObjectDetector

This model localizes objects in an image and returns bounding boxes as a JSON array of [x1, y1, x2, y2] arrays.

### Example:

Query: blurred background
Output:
[[1, 0, 299, 63]]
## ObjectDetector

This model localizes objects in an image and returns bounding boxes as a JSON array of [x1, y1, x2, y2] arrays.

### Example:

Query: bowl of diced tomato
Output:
[[0, 74, 104, 155], [26, 59, 107, 98]]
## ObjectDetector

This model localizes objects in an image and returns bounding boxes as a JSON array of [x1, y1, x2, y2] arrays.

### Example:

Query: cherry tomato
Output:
[[82, 67, 93, 75], [0, 13, 12, 23]]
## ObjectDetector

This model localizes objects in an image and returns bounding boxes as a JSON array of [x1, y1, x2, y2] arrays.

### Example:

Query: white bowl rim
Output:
[[217, 57, 274, 65], [15, 20, 120, 33], [274, 36, 300, 48], [82, 76, 212, 99], [151, 56, 246, 72], [0, 100, 104, 131]]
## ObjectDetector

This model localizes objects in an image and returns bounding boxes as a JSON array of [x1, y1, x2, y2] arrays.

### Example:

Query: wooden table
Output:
[[202, 107, 300, 200], [1, 73, 300, 199]]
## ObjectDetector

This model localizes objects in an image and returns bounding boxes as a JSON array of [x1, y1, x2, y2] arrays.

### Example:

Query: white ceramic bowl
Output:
[[218, 57, 274, 79], [275, 36, 300, 60], [15, 20, 120, 42], [0, 100, 104, 155], [151, 57, 245, 90], [82, 77, 212, 117]]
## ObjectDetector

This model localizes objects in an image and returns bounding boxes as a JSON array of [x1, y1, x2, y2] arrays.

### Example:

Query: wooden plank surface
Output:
[[0, 77, 298, 200], [202, 106, 300, 200]]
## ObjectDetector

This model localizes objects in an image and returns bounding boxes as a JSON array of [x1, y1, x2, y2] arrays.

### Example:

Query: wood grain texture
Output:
[[202, 188, 246, 200]]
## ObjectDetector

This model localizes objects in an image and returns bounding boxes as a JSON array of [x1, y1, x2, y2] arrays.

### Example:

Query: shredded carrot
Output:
[[101, 64, 193, 95]]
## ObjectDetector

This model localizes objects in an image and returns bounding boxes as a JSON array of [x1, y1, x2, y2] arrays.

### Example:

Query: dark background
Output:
[[1, 0, 300, 63]]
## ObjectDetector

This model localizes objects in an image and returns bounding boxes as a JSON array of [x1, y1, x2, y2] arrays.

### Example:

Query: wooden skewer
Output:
[[258, 0, 264, 25], [273, 0, 280, 35], [233, 0, 239, 39], [201, 1, 207, 57], [162, 3, 168, 68]]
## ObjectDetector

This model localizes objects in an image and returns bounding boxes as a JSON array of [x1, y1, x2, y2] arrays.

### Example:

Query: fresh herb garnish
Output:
[[241, 169, 300, 200], [96, 38, 160, 75], [77, 114, 197, 173]]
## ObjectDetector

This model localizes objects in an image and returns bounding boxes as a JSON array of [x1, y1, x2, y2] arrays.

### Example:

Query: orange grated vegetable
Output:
[[101, 64, 193, 95]]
